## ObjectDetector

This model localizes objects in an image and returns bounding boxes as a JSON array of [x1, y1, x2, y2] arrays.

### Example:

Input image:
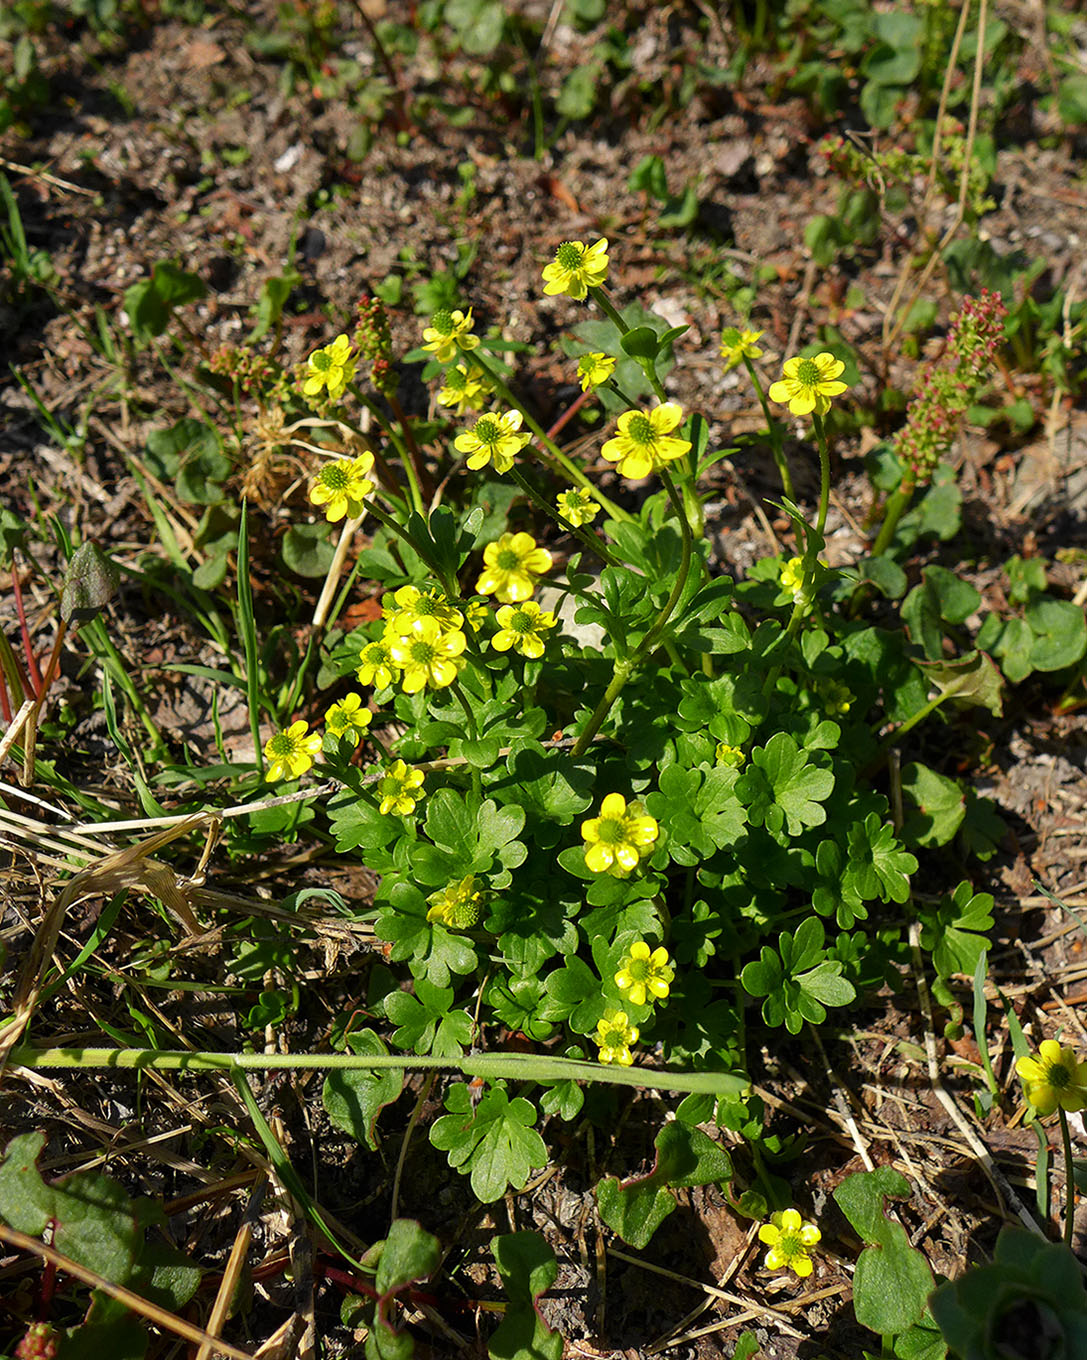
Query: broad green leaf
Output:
[[322, 1029, 405, 1150], [834, 1168, 933, 1336], [430, 1085, 547, 1203], [375, 1218, 440, 1295], [901, 763, 965, 848], [489, 1233, 563, 1360]]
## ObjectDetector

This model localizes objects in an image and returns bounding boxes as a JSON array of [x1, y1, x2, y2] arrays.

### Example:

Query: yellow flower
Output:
[[1016, 1039, 1087, 1116], [758, 1209, 821, 1278], [437, 363, 491, 415], [491, 600, 557, 659], [325, 692, 372, 747], [422, 308, 479, 363], [601, 402, 691, 480], [556, 487, 600, 527], [779, 556, 807, 601], [818, 678, 853, 717], [614, 941, 674, 1006], [476, 532, 552, 603], [303, 334, 356, 400], [427, 875, 483, 930], [454, 410, 532, 474], [595, 1008, 639, 1066], [464, 598, 488, 631], [541, 238, 609, 300], [382, 585, 463, 636], [308, 452, 375, 522], [356, 633, 401, 690], [263, 720, 323, 782], [388, 617, 467, 693], [768, 352, 849, 417], [720, 326, 764, 372], [377, 759, 425, 816], [715, 742, 745, 768], [576, 352, 616, 391], [580, 794, 659, 877]]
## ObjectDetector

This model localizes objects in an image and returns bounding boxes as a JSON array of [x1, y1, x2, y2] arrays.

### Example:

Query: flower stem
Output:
[[507, 466, 625, 570], [571, 468, 693, 757], [589, 285, 668, 404], [743, 354, 795, 502], [1058, 1106, 1076, 1247], [870, 481, 916, 558]]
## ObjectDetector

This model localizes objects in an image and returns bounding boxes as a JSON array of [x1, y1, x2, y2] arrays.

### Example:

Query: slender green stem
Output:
[[588, 285, 667, 403], [743, 354, 795, 501], [355, 391, 424, 514], [363, 497, 453, 598], [507, 466, 625, 570], [450, 680, 479, 742], [870, 481, 916, 558], [1058, 1106, 1076, 1246], [470, 352, 633, 524], [237, 501, 264, 775], [6, 1045, 748, 1096], [389, 392, 432, 505], [571, 469, 693, 757], [811, 412, 832, 541]]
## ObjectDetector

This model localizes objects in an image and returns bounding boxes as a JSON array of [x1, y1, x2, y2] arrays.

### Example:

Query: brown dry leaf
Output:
[[184, 38, 226, 69]]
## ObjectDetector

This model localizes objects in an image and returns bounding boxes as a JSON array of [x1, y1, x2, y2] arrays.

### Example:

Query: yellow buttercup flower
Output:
[[614, 941, 674, 1007], [464, 598, 488, 631], [715, 742, 745, 768], [308, 452, 375, 522], [720, 326, 764, 372], [356, 633, 401, 690], [263, 720, 323, 782], [476, 532, 552, 603], [427, 875, 483, 930], [303, 334, 356, 400], [541, 238, 609, 300], [779, 556, 806, 601], [437, 363, 491, 415], [454, 410, 532, 474], [818, 678, 853, 717], [556, 487, 600, 527], [1016, 1039, 1087, 1116], [758, 1209, 821, 1278], [377, 759, 425, 817], [388, 617, 467, 693], [382, 585, 463, 636], [422, 307, 480, 363], [580, 794, 659, 877], [576, 352, 616, 391], [768, 352, 849, 417], [601, 402, 691, 480], [324, 692, 373, 746], [595, 1008, 639, 1066], [491, 600, 557, 659]]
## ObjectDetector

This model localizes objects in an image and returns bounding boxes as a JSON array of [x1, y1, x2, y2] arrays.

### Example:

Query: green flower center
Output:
[[497, 549, 522, 571], [475, 417, 499, 443], [431, 310, 453, 334], [627, 958, 650, 982], [510, 611, 534, 634], [796, 358, 822, 387], [409, 640, 437, 664], [595, 816, 627, 845], [1046, 1062, 1071, 1089], [779, 1231, 803, 1257], [556, 242, 584, 270], [626, 413, 654, 445], [365, 642, 389, 663], [415, 595, 442, 617], [321, 463, 350, 489], [268, 734, 295, 756]]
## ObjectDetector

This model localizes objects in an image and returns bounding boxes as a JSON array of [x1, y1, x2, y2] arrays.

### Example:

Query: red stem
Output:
[[12, 564, 43, 697]]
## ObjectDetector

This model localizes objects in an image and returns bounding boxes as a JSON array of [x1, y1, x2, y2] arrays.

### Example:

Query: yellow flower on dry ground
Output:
[[1016, 1039, 1087, 1116], [768, 352, 849, 417], [556, 487, 600, 527], [601, 402, 691, 480], [324, 693, 372, 747], [615, 941, 674, 1006], [426, 875, 483, 930], [491, 600, 558, 659], [309, 452, 375, 522], [303, 334, 356, 400], [581, 794, 659, 877], [356, 633, 401, 690], [595, 1009, 639, 1066], [422, 308, 480, 363], [476, 532, 553, 603], [388, 617, 467, 693], [577, 352, 616, 391], [759, 1209, 821, 1278], [720, 326, 764, 372], [263, 720, 323, 782], [382, 585, 463, 636], [437, 363, 491, 415], [377, 759, 425, 816], [541, 238, 609, 300], [454, 410, 532, 474], [715, 742, 745, 768]]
